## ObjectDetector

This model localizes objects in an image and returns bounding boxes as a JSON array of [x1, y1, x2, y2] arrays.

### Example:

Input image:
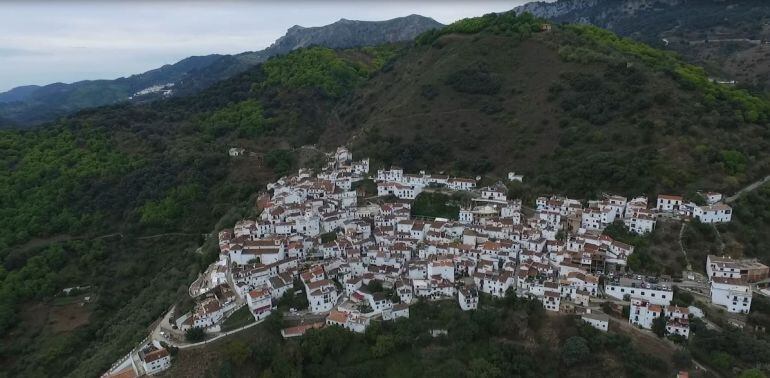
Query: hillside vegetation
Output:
[[168, 297, 676, 377], [2, 10, 770, 376], [0, 45, 397, 377], [329, 18, 770, 199], [517, 0, 770, 95]]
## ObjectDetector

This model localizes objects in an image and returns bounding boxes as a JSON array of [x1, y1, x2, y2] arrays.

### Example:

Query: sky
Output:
[[0, 1, 539, 92]]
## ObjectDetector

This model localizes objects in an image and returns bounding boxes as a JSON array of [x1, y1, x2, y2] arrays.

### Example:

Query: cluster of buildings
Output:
[[173, 281, 239, 333], [202, 147, 660, 338], [376, 166, 477, 199], [655, 193, 733, 224], [150, 145, 759, 372], [569, 190, 734, 236], [102, 144, 770, 377]]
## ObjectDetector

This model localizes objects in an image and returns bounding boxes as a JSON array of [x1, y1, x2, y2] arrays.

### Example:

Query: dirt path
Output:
[[8, 232, 123, 254], [725, 174, 770, 203], [678, 223, 692, 271], [136, 232, 198, 240], [366, 108, 479, 125], [7, 231, 197, 254]]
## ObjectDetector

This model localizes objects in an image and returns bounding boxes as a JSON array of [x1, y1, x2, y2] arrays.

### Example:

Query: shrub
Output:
[[185, 327, 205, 342]]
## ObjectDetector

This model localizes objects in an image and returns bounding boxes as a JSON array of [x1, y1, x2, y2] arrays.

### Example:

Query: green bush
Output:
[[185, 327, 205, 342]]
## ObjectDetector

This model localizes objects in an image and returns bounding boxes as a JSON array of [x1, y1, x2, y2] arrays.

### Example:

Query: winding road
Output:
[[6, 231, 200, 254], [725, 174, 770, 203]]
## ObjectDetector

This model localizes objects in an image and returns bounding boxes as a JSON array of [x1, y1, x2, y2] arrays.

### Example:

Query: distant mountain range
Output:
[[0, 14, 443, 127]]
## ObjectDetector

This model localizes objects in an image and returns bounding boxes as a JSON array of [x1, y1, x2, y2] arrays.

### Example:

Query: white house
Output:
[[701, 192, 723, 205], [377, 167, 404, 182], [656, 195, 683, 212], [710, 277, 752, 313], [692, 203, 732, 223], [346, 276, 363, 296], [706, 255, 769, 282], [228, 147, 245, 157], [458, 287, 479, 311], [377, 181, 421, 199], [139, 345, 171, 375], [473, 271, 514, 298], [459, 208, 474, 225], [305, 279, 338, 314], [542, 290, 561, 312], [247, 288, 273, 321], [480, 186, 507, 202], [507, 172, 523, 182], [326, 310, 369, 333], [581, 312, 609, 332], [447, 178, 476, 191], [665, 305, 690, 339], [427, 258, 455, 283], [629, 298, 662, 329], [191, 298, 225, 329], [605, 278, 672, 306], [624, 210, 656, 234], [269, 274, 294, 299]]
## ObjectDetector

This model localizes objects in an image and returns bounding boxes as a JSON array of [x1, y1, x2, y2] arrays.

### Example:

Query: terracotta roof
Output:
[[327, 310, 349, 324], [142, 348, 169, 363]]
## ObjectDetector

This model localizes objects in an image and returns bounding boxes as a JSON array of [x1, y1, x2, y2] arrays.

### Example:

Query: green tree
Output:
[[185, 327, 205, 342], [468, 357, 503, 378], [265, 149, 296, 177], [225, 340, 250, 366], [652, 316, 667, 337], [739, 368, 767, 378], [371, 335, 396, 357], [561, 336, 591, 367], [671, 350, 692, 370]]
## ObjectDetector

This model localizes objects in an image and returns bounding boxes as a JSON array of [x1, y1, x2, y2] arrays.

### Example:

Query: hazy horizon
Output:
[[0, 1, 540, 92]]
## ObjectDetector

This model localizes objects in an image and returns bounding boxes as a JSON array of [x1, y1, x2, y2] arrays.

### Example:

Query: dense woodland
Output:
[[2, 11, 770, 377]]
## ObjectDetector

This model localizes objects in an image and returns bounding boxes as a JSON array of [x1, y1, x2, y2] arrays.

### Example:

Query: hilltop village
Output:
[[103, 147, 768, 377]]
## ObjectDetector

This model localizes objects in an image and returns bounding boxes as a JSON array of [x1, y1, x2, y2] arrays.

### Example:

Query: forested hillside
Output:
[[0, 45, 398, 377], [0, 15, 441, 127], [2, 10, 770, 377], [329, 13, 770, 198], [515, 0, 770, 95]]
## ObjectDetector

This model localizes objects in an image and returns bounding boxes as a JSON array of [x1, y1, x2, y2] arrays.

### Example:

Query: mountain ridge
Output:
[[513, 0, 770, 94], [0, 14, 443, 127]]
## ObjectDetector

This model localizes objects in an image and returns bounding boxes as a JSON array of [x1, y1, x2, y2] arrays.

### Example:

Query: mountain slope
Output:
[[170, 15, 442, 97], [0, 15, 442, 127], [326, 12, 770, 198], [514, 0, 770, 93], [2, 10, 770, 377], [0, 44, 398, 377], [0, 85, 41, 103]]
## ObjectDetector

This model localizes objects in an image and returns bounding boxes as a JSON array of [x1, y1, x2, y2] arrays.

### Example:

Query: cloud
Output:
[[0, 47, 45, 57], [0, 1, 534, 91]]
